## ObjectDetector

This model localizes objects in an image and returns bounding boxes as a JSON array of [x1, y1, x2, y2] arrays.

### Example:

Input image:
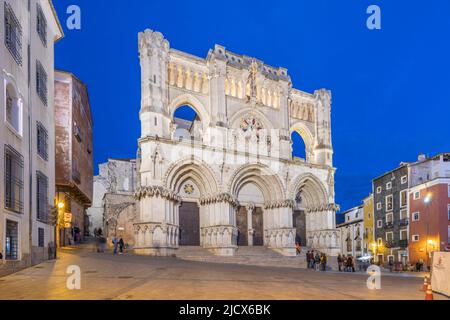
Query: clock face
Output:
[[240, 117, 263, 136]]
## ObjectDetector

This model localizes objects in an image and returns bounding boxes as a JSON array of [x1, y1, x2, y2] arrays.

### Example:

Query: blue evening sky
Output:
[[53, 0, 450, 211]]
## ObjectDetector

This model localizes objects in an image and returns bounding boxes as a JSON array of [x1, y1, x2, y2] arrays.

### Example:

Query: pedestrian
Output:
[[314, 252, 320, 271], [322, 253, 327, 271], [119, 237, 125, 255], [112, 237, 119, 255], [93, 228, 98, 238], [306, 250, 310, 268], [337, 254, 343, 272], [295, 242, 301, 256]]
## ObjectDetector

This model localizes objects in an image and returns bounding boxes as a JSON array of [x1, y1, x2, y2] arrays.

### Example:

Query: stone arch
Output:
[[229, 164, 285, 202], [164, 156, 219, 196], [229, 107, 275, 131], [289, 173, 329, 209], [290, 121, 315, 161], [168, 93, 210, 127]]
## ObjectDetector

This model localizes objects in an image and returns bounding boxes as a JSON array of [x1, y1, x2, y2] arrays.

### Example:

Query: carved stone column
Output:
[[133, 186, 181, 256], [199, 193, 239, 256], [246, 203, 255, 246], [264, 200, 296, 256]]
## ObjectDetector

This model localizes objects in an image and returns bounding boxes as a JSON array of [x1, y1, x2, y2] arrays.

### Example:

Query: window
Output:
[[386, 213, 393, 224], [36, 60, 48, 106], [385, 195, 393, 211], [4, 2, 22, 66], [448, 184, 450, 198], [36, 171, 48, 222], [5, 83, 21, 134], [401, 176, 407, 184], [400, 190, 407, 208], [386, 232, 394, 242], [413, 191, 420, 200], [377, 238, 382, 246], [4, 145, 24, 213], [37, 122, 48, 160], [448, 226, 450, 245], [400, 209, 408, 220], [412, 235, 420, 242], [377, 220, 382, 228], [36, 3, 47, 47], [448, 204, 450, 221], [38, 228, 44, 247], [376, 186, 382, 194], [400, 229, 408, 240], [377, 202, 382, 210], [386, 182, 392, 190], [412, 212, 420, 222], [5, 219, 19, 260]]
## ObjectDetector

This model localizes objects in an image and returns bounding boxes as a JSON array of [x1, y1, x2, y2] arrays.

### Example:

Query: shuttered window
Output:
[[4, 2, 22, 66], [4, 145, 24, 213], [36, 171, 48, 222], [37, 122, 48, 160]]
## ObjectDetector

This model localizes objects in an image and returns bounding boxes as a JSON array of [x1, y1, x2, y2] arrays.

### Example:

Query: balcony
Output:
[[385, 240, 397, 248], [385, 222, 394, 229], [399, 219, 409, 226], [399, 239, 408, 248], [72, 168, 81, 184]]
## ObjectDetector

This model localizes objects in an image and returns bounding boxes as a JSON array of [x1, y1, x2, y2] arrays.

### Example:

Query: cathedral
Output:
[[133, 29, 340, 257]]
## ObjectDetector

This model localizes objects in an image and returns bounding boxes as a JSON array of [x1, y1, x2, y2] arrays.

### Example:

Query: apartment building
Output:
[[0, 0, 63, 276]]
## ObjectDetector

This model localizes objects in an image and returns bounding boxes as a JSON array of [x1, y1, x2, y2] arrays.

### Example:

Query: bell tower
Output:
[[138, 29, 171, 139]]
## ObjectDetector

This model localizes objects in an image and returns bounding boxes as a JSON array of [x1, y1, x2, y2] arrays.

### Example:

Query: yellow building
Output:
[[363, 194, 375, 255]]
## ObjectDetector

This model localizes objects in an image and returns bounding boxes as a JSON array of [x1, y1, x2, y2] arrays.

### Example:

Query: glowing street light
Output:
[[424, 193, 432, 204], [57, 201, 65, 209]]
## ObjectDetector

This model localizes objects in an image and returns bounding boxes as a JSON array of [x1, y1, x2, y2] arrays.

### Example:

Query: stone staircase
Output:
[[175, 246, 307, 269]]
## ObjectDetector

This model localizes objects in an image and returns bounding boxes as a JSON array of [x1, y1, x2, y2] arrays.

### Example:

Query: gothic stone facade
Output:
[[134, 29, 339, 257]]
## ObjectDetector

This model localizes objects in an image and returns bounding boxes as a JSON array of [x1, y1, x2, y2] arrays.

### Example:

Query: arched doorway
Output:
[[236, 183, 265, 247]]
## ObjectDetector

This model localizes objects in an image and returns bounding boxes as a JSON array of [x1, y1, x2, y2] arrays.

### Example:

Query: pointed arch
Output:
[[169, 93, 210, 126], [289, 173, 329, 209], [229, 107, 274, 130], [164, 156, 219, 196], [229, 164, 285, 202], [290, 121, 315, 161]]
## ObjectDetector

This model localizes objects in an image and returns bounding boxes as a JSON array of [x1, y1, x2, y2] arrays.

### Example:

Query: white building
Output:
[[0, 0, 63, 275], [337, 206, 365, 258], [133, 29, 340, 257], [87, 159, 138, 235]]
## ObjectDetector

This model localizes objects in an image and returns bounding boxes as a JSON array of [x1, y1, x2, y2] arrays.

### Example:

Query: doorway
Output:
[[293, 210, 306, 246], [179, 202, 200, 246]]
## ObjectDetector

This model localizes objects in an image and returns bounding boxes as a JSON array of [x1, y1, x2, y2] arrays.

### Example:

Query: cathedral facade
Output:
[[134, 29, 340, 257]]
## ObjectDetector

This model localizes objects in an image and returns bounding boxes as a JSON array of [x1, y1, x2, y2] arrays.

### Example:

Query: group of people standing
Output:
[[306, 250, 328, 271], [337, 254, 356, 272], [93, 228, 125, 255]]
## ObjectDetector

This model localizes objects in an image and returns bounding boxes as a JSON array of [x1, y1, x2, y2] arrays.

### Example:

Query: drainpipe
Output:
[[27, 0, 33, 267]]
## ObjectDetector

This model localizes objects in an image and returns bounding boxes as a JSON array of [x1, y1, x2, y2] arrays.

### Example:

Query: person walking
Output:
[[322, 253, 327, 271], [306, 250, 311, 268], [112, 237, 119, 255], [337, 254, 343, 272], [119, 237, 125, 255], [314, 252, 320, 271]]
